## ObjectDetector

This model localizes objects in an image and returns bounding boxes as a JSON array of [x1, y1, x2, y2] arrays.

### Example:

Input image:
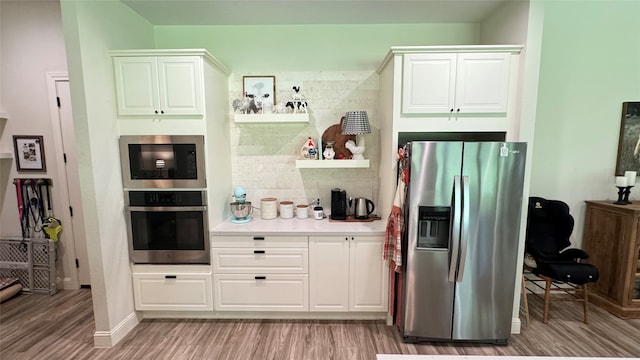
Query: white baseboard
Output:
[[511, 317, 521, 334], [140, 310, 387, 321], [61, 277, 75, 290], [93, 311, 140, 348]]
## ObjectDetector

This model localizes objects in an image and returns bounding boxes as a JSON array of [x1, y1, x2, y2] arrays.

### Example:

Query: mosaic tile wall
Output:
[[228, 71, 381, 215]]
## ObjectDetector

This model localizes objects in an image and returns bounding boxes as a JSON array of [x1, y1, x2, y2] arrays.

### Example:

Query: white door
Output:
[[349, 236, 388, 312], [309, 236, 349, 311], [49, 76, 91, 287], [113, 56, 159, 116], [402, 53, 457, 114], [157, 56, 204, 116], [454, 52, 511, 113]]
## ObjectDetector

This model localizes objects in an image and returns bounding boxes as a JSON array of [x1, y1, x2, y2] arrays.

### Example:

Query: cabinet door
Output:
[[349, 236, 388, 312], [212, 248, 308, 274], [583, 206, 625, 302], [157, 56, 204, 116], [454, 53, 511, 113], [132, 271, 213, 311], [309, 236, 349, 311], [213, 274, 308, 311], [113, 57, 159, 116], [402, 53, 456, 114]]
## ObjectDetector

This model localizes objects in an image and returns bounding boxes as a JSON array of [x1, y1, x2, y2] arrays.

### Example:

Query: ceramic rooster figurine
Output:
[[345, 138, 365, 160]]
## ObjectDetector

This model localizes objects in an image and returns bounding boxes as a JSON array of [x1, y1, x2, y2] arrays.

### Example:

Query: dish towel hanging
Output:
[[384, 146, 408, 325], [384, 146, 407, 271]]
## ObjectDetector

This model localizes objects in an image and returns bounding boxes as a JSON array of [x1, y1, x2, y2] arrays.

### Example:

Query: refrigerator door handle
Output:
[[456, 175, 470, 282], [448, 175, 462, 282]]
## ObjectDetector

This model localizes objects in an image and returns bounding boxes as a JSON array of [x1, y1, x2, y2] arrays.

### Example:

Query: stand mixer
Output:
[[230, 186, 252, 223]]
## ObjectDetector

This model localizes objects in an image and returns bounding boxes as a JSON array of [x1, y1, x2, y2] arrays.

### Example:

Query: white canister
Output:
[[279, 201, 294, 219], [261, 198, 278, 219], [296, 204, 309, 219]]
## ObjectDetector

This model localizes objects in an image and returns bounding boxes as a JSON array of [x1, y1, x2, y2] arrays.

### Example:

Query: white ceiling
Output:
[[121, 0, 512, 26]]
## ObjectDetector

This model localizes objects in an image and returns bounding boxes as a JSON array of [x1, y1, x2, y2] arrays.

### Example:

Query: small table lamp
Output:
[[342, 111, 371, 160]]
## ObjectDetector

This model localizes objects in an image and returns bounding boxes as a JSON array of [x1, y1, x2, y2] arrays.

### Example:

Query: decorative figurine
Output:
[[345, 138, 365, 160], [285, 86, 308, 113], [323, 141, 336, 160], [300, 137, 318, 160]]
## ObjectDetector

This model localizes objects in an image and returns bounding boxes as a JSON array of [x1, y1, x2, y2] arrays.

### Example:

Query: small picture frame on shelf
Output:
[[243, 75, 276, 104], [13, 135, 46, 172]]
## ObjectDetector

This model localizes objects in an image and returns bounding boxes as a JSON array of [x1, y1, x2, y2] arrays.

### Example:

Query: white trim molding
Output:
[[93, 311, 140, 348]]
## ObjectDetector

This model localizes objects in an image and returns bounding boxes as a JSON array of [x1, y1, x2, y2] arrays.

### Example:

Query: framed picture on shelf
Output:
[[242, 75, 276, 104], [615, 102, 640, 176], [13, 135, 46, 172]]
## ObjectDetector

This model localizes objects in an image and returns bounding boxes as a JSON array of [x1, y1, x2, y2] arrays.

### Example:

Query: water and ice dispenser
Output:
[[416, 206, 450, 249]]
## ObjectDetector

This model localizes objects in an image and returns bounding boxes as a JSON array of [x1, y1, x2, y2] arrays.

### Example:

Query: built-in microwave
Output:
[[119, 135, 206, 189]]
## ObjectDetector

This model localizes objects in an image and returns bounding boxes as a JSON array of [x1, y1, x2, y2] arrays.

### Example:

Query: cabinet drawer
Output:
[[211, 235, 308, 248], [213, 274, 308, 311], [132, 272, 213, 311], [212, 248, 308, 273]]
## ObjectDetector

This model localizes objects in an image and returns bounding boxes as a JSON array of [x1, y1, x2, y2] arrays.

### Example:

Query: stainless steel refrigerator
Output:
[[400, 141, 526, 344]]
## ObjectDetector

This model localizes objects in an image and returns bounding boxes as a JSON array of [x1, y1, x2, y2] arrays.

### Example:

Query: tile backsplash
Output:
[[229, 71, 381, 215]]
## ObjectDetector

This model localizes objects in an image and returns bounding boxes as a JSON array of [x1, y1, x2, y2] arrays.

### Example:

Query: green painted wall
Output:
[[531, 0, 640, 245], [154, 24, 479, 72]]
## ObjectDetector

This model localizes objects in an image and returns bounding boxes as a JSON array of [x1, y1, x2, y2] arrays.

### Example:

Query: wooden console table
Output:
[[583, 201, 640, 318]]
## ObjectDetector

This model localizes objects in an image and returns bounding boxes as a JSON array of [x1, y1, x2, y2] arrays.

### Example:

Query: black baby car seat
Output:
[[524, 197, 599, 323]]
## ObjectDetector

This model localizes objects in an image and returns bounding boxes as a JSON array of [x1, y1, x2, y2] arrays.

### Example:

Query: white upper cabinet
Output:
[[113, 56, 204, 116], [402, 52, 511, 115]]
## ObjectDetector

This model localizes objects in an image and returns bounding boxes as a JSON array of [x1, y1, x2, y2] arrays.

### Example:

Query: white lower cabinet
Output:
[[213, 274, 308, 311], [212, 248, 308, 274], [309, 236, 388, 312], [309, 236, 350, 311], [131, 265, 213, 311], [211, 235, 309, 312]]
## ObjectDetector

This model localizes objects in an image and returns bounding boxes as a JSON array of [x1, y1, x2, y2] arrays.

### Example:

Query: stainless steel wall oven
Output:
[[119, 135, 206, 189], [125, 190, 209, 264]]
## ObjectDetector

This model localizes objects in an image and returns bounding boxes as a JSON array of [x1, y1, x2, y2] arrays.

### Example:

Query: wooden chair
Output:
[[523, 197, 599, 323], [522, 266, 592, 324]]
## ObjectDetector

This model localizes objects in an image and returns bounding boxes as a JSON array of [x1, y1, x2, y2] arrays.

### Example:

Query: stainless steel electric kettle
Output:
[[354, 198, 375, 219]]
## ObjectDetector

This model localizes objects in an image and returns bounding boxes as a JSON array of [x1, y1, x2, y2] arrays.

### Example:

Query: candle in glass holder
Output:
[[616, 176, 628, 187], [625, 171, 637, 186]]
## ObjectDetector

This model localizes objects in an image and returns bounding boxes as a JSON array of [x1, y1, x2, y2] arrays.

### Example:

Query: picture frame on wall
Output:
[[13, 135, 46, 172], [615, 102, 640, 176], [242, 75, 276, 104]]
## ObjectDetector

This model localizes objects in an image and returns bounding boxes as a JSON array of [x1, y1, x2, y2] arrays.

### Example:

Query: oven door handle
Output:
[[126, 206, 207, 212]]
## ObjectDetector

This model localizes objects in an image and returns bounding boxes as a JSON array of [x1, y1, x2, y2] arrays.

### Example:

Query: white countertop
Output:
[[211, 216, 386, 236]]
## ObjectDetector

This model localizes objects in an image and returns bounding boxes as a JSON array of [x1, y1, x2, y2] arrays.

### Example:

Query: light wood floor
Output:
[[1, 289, 640, 360]]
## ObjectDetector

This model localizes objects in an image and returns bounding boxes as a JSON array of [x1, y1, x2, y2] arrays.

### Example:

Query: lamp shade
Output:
[[342, 111, 371, 135]]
